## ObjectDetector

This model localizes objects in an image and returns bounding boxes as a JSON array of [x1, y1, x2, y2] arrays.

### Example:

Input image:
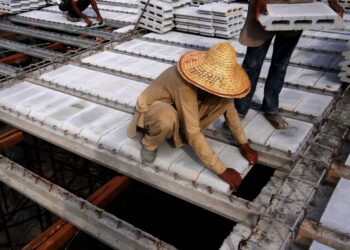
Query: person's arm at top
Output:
[[328, 0, 344, 17], [254, 0, 268, 20], [90, 0, 104, 24], [70, 0, 92, 26]]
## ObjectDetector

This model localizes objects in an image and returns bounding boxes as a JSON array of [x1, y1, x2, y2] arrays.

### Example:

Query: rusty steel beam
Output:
[[22, 175, 131, 250], [0, 43, 66, 65], [0, 128, 23, 150]]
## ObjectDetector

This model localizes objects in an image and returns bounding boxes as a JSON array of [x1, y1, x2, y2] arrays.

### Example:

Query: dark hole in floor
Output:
[[67, 164, 275, 250]]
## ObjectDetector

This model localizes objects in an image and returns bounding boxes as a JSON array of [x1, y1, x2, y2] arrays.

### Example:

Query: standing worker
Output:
[[59, 0, 104, 26], [235, 0, 344, 129]]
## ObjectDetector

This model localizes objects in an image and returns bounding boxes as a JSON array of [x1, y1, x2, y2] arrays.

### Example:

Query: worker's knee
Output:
[[144, 102, 177, 138]]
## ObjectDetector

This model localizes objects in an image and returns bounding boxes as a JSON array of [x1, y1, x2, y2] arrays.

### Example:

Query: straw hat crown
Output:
[[177, 42, 250, 98]]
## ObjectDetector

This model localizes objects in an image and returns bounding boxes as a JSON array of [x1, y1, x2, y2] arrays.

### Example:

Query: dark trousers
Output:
[[59, 0, 90, 18], [234, 32, 302, 116]]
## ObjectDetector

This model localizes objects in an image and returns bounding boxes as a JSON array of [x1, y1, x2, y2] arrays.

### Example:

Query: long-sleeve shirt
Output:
[[128, 65, 248, 174]]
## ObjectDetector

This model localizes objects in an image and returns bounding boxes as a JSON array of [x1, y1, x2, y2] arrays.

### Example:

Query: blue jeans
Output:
[[234, 32, 302, 116]]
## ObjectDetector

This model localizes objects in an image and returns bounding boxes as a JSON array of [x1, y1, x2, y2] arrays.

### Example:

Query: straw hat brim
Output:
[[177, 50, 251, 98]]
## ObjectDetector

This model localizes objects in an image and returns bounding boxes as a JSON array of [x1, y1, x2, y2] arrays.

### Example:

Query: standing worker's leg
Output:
[[263, 32, 302, 129], [234, 39, 272, 117], [141, 102, 178, 163]]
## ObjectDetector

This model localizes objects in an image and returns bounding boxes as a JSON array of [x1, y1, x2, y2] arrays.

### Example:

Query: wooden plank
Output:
[[325, 161, 350, 184], [296, 219, 350, 249], [22, 175, 131, 250]]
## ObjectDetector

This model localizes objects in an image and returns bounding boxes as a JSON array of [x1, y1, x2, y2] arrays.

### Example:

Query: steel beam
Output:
[[0, 62, 22, 76], [23, 175, 131, 250], [0, 155, 174, 250], [0, 39, 63, 61], [0, 22, 98, 48], [9, 16, 114, 39]]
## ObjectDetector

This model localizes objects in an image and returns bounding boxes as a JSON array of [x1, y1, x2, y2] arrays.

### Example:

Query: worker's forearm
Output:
[[90, 0, 101, 17], [71, 3, 86, 19], [224, 106, 248, 145], [187, 130, 226, 175]]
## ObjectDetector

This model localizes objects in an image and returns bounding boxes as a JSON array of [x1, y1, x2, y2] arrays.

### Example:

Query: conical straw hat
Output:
[[177, 42, 251, 98]]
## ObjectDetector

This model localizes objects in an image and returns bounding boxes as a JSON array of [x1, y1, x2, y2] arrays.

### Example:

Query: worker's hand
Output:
[[218, 168, 242, 191], [96, 16, 104, 24], [84, 17, 93, 27], [329, 0, 344, 17], [254, 0, 268, 20], [240, 143, 258, 165]]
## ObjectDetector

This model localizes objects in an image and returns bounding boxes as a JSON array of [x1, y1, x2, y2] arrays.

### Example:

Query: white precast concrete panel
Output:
[[44, 100, 92, 129], [19, 10, 92, 27], [82, 51, 172, 79], [0, 81, 34, 98], [80, 110, 132, 143], [265, 118, 313, 154], [258, 3, 343, 31], [345, 154, 350, 167], [142, 32, 341, 90], [60, 105, 115, 135], [320, 178, 350, 234], [309, 241, 335, 250], [243, 113, 276, 145], [294, 93, 333, 119]]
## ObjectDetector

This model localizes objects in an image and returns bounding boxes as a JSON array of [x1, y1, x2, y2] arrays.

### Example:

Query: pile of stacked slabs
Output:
[[340, 40, 350, 83], [175, 3, 244, 38]]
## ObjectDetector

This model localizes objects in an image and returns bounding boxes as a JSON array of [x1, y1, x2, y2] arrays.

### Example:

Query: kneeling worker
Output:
[[128, 42, 258, 190], [59, 0, 103, 26]]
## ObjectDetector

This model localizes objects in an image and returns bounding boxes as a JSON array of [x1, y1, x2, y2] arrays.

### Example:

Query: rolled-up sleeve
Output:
[[175, 87, 226, 175]]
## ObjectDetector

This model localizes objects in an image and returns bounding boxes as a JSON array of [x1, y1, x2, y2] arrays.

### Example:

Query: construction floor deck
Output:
[[0, 3, 349, 249]]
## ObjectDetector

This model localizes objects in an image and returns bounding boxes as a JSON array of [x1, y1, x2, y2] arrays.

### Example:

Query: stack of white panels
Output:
[[138, 0, 175, 33], [20, 0, 30, 11], [190, 0, 213, 7], [175, 4, 243, 38], [175, 6, 214, 36], [29, 0, 39, 9], [0, 0, 46, 13], [165, 0, 190, 9], [0, 0, 21, 13], [38, 0, 46, 7], [199, 3, 244, 38]]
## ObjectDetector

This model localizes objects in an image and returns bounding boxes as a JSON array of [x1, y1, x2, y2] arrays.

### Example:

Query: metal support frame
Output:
[[9, 16, 115, 39], [0, 155, 174, 250], [0, 38, 64, 61], [22, 175, 131, 250], [0, 21, 99, 49]]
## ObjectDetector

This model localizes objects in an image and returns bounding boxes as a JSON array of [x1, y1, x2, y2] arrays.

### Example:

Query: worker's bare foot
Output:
[[265, 113, 288, 129], [218, 168, 242, 191], [141, 146, 157, 163]]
